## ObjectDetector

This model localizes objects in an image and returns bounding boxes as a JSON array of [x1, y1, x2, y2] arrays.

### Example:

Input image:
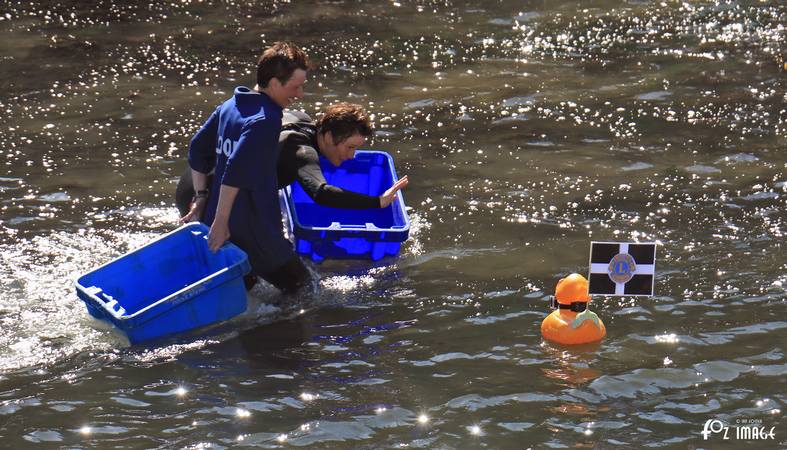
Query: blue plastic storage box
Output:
[[282, 150, 410, 262], [75, 222, 251, 344]]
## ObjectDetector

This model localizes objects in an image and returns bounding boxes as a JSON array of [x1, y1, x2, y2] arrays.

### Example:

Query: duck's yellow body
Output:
[[541, 273, 606, 345], [541, 309, 606, 345]]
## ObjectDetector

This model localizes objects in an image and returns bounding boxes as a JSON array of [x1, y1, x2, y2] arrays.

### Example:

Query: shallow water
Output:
[[0, 0, 784, 448]]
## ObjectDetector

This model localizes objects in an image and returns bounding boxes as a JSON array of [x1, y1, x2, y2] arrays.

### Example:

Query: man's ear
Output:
[[323, 130, 335, 147], [267, 77, 282, 90]]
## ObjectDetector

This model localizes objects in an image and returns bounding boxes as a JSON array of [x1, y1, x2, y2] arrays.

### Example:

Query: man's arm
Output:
[[181, 108, 220, 223], [179, 169, 211, 223], [188, 107, 220, 174], [207, 184, 239, 252], [295, 146, 383, 209]]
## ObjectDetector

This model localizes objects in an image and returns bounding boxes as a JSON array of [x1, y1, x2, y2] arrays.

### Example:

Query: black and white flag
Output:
[[588, 241, 656, 296]]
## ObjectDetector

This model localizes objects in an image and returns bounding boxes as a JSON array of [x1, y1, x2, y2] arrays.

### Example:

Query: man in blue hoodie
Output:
[[185, 42, 310, 293]]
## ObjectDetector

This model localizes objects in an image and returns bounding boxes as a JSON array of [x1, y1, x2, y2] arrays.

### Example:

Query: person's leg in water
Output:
[[244, 274, 259, 290], [257, 255, 315, 304], [263, 255, 313, 293], [241, 255, 314, 296]]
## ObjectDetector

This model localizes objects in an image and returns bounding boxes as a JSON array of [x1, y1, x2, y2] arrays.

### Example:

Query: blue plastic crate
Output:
[[75, 222, 251, 344], [282, 150, 410, 262]]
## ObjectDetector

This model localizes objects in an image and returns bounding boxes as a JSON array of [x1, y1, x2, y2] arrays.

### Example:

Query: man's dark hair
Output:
[[316, 103, 373, 144], [256, 42, 310, 88]]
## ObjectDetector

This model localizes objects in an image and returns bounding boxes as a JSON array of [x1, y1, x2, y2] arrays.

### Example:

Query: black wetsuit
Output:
[[175, 110, 381, 291]]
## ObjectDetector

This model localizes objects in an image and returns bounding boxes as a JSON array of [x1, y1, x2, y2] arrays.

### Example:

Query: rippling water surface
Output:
[[0, 0, 784, 448]]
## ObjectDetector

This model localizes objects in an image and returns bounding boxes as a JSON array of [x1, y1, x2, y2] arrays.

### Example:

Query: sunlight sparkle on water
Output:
[[655, 333, 679, 343], [417, 414, 429, 424], [663, 356, 673, 366]]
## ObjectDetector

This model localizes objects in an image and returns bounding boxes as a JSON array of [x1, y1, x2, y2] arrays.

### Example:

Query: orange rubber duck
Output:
[[541, 273, 606, 345]]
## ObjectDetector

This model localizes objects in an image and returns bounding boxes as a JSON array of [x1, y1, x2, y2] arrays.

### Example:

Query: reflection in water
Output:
[[540, 341, 603, 387]]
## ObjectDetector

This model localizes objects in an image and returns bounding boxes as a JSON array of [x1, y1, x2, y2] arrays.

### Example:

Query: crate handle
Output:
[[82, 286, 126, 317], [329, 222, 378, 230], [193, 227, 233, 250]]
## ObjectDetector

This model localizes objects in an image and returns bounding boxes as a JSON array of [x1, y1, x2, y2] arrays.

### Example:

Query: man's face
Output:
[[325, 132, 365, 167], [270, 68, 306, 108]]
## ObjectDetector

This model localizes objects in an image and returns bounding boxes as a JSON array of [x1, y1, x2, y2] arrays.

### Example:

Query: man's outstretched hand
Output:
[[380, 175, 409, 208]]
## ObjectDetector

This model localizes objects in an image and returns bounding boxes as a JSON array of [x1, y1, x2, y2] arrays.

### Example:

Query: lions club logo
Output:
[[608, 253, 636, 284]]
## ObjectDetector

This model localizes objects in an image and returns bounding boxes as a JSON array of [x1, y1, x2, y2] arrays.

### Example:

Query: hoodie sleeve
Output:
[[187, 107, 220, 174]]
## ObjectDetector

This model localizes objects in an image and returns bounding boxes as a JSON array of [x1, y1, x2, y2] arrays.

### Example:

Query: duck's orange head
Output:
[[555, 273, 591, 305]]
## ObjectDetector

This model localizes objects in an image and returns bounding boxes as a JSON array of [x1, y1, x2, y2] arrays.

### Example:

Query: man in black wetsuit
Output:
[[176, 102, 408, 290], [276, 102, 408, 209]]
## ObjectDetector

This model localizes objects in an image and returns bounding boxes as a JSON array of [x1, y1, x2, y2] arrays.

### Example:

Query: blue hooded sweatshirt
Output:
[[188, 87, 293, 274]]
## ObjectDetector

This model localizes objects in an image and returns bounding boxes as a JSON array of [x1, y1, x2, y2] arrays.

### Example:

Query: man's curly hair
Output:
[[316, 103, 373, 144]]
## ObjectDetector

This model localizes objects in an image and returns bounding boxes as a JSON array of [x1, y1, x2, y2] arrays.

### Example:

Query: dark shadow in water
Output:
[[161, 314, 315, 381], [237, 317, 310, 355], [222, 316, 313, 372]]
